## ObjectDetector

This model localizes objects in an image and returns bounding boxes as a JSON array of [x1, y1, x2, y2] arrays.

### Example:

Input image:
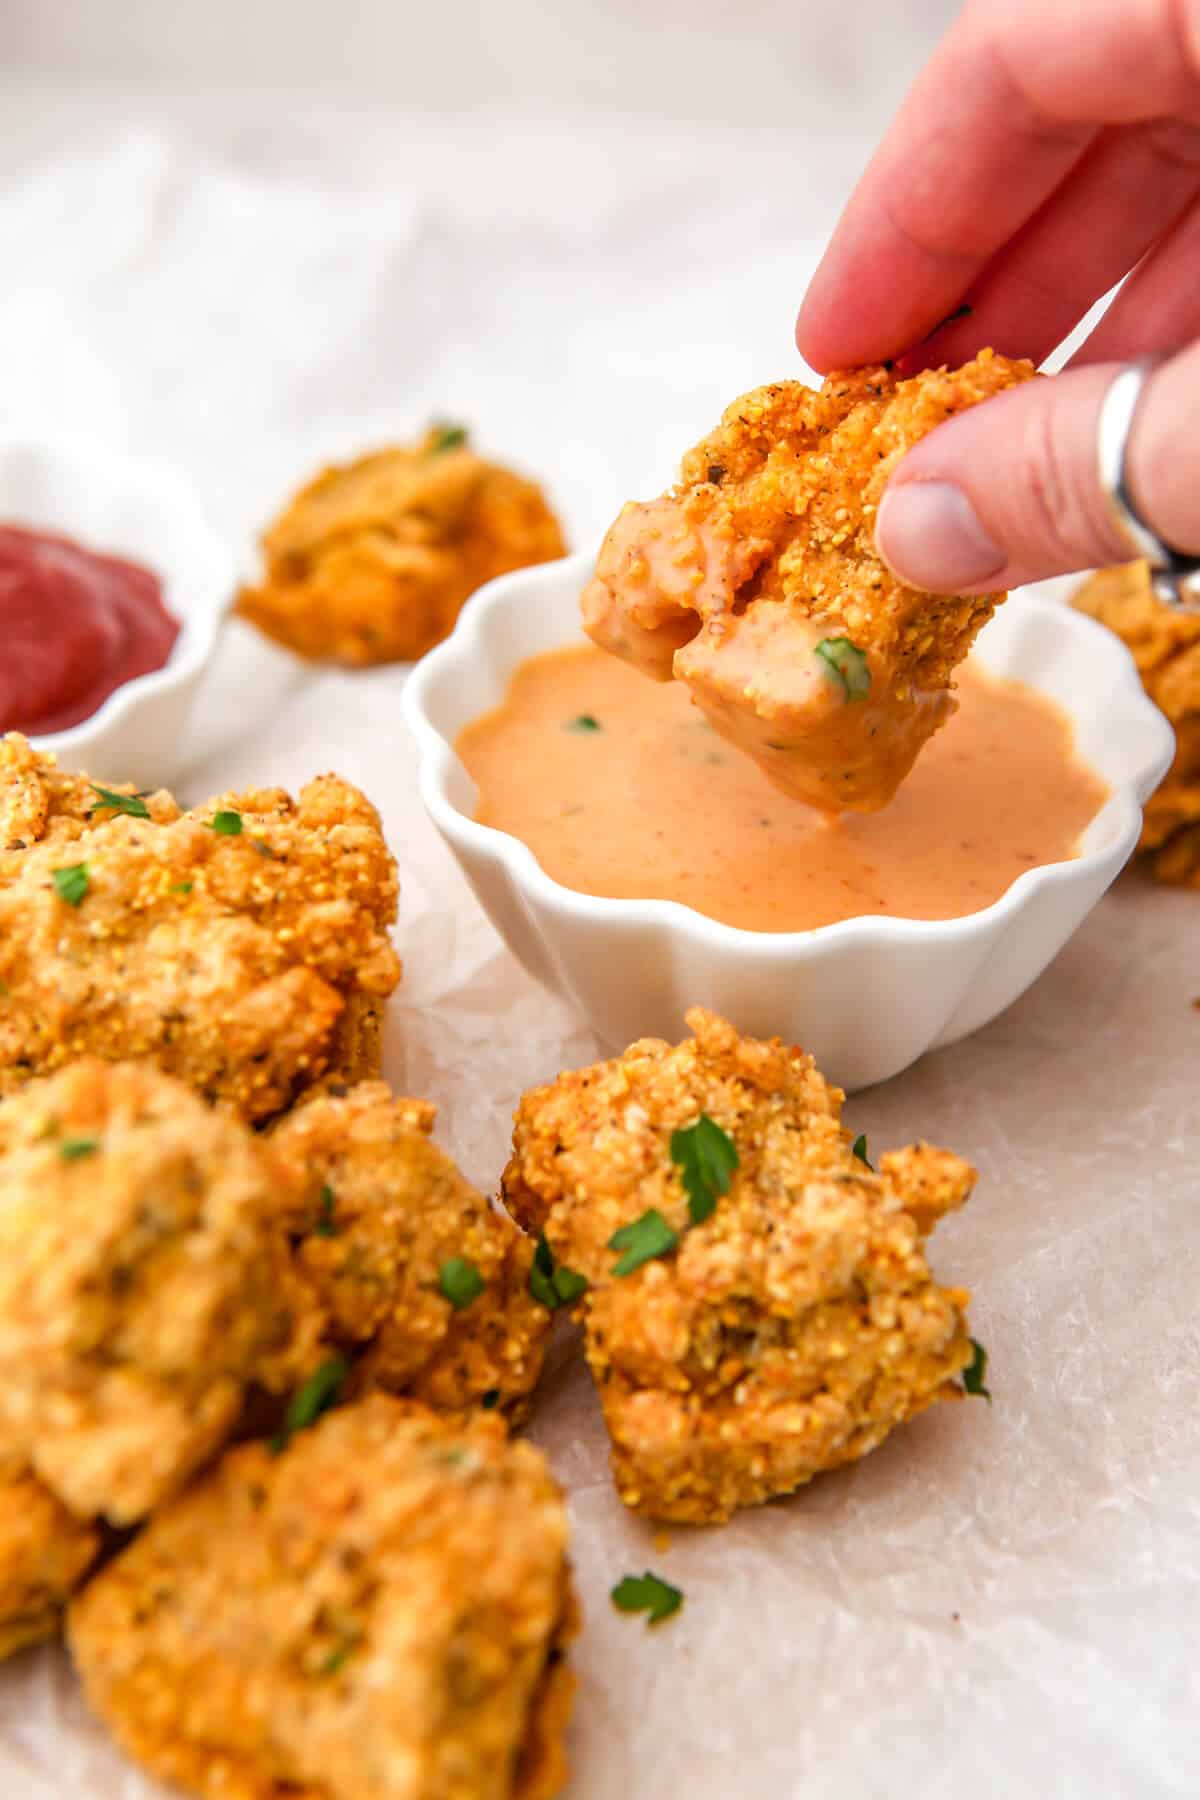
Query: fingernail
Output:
[[876, 482, 1005, 591]]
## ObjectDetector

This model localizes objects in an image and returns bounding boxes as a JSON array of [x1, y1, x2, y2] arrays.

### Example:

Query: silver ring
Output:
[[1096, 354, 1200, 612]]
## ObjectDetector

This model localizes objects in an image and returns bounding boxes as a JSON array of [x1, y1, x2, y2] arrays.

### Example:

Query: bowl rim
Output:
[[0, 429, 233, 754], [403, 547, 1176, 959]]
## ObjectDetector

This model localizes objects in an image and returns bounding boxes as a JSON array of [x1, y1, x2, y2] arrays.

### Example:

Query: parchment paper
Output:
[[0, 120, 1196, 1800]]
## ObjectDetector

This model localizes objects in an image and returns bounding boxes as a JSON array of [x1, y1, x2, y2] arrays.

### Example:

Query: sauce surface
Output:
[[0, 525, 179, 734], [456, 643, 1111, 933]]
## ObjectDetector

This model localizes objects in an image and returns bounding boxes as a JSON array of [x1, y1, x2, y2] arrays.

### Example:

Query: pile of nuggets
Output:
[[236, 425, 566, 666], [1073, 560, 1200, 886], [0, 366, 998, 1798], [583, 349, 1034, 811]]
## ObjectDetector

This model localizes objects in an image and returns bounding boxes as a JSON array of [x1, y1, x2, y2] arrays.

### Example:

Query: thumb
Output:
[[875, 345, 1200, 594]]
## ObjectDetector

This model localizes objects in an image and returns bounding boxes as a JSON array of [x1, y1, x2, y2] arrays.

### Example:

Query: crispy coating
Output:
[[503, 1008, 974, 1524], [582, 351, 1035, 811], [1073, 560, 1200, 885], [0, 734, 402, 1120], [69, 1397, 577, 1800], [0, 1060, 317, 1526], [0, 1451, 101, 1659], [237, 430, 567, 666], [269, 1083, 550, 1423]]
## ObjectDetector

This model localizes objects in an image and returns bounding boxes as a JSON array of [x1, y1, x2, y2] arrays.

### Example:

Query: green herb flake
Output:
[[815, 637, 871, 701], [670, 1113, 738, 1226], [429, 422, 468, 454], [566, 714, 602, 733], [59, 1137, 99, 1162], [438, 1256, 486, 1310], [272, 1356, 348, 1453], [52, 863, 89, 907], [171, 881, 194, 895], [480, 1389, 501, 1411], [851, 1133, 873, 1170], [209, 810, 244, 836], [611, 1571, 683, 1627], [608, 1209, 678, 1277], [529, 1233, 589, 1310], [318, 1640, 356, 1677], [962, 1338, 991, 1402], [313, 1183, 338, 1238], [88, 784, 151, 821]]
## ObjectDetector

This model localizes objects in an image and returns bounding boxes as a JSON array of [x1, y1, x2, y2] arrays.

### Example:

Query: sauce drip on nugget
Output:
[[504, 1008, 977, 1526], [583, 351, 1034, 812]]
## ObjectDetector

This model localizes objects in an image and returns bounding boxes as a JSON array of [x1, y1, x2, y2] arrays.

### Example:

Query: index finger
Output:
[[795, 0, 1200, 371]]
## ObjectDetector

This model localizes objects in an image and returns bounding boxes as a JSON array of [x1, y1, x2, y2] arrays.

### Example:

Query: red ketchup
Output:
[[0, 525, 180, 734]]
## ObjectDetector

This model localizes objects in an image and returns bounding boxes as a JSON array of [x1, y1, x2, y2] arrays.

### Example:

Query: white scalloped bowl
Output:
[[0, 434, 234, 786], [404, 549, 1174, 1090]]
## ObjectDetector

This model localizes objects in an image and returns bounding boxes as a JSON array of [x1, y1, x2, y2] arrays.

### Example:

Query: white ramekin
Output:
[[404, 549, 1174, 1090], [0, 434, 234, 787]]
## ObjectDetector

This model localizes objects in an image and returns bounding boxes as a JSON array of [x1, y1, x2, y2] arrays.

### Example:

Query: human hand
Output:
[[795, 0, 1200, 595]]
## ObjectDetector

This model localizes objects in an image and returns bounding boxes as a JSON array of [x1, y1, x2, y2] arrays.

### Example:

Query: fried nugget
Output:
[[0, 733, 402, 1120], [0, 1450, 101, 1659], [69, 1397, 577, 1800], [237, 428, 567, 666], [583, 351, 1035, 811], [503, 1008, 974, 1525], [1073, 560, 1200, 885], [0, 1060, 317, 1528], [269, 1083, 550, 1423]]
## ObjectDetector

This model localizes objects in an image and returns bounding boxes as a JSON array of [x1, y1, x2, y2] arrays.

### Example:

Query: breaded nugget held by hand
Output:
[[0, 1060, 317, 1527], [0, 733, 402, 1120], [270, 1083, 550, 1422], [69, 1397, 577, 1800], [0, 1452, 100, 1659], [583, 352, 1035, 811], [1074, 560, 1200, 885], [504, 1008, 975, 1525], [237, 427, 566, 666]]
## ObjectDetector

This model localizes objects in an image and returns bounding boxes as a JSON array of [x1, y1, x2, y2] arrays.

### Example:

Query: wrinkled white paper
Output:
[[0, 124, 1196, 1800]]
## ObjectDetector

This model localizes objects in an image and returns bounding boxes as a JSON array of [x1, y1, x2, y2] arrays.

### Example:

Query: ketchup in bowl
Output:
[[0, 525, 180, 734]]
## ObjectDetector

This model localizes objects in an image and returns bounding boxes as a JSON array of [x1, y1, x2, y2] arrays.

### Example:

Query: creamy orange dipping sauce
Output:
[[455, 644, 1110, 934]]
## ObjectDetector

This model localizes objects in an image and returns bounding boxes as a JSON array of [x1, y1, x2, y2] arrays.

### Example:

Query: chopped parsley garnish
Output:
[[815, 637, 871, 701], [438, 1256, 486, 1310], [566, 714, 602, 733], [317, 1638, 359, 1677], [851, 1133, 873, 1170], [429, 422, 468, 453], [670, 1113, 738, 1225], [609, 1209, 678, 1277], [209, 810, 243, 836], [88, 784, 150, 820], [529, 1233, 589, 1310], [59, 1137, 99, 1161], [52, 863, 89, 907], [171, 880, 193, 895], [962, 1338, 991, 1401], [313, 1183, 338, 1237], [611, 1571, 683, 1626], [481, 1388, 501, 1411], [272, 1356, 348, 1453]]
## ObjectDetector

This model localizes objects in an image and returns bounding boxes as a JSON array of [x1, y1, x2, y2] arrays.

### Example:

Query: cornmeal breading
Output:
[[237, 429, 566, 665], [0, 1060, 317, 1527], [0, 733, 402, 1120], [582, 351, 1035, 811], [69, 1398, 577, 1800], [269, 1083, 550, 1423], [504, 1008, 974, 1524], [0, 1452, 101, 1659], [1073, 560, 1200, 885]]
